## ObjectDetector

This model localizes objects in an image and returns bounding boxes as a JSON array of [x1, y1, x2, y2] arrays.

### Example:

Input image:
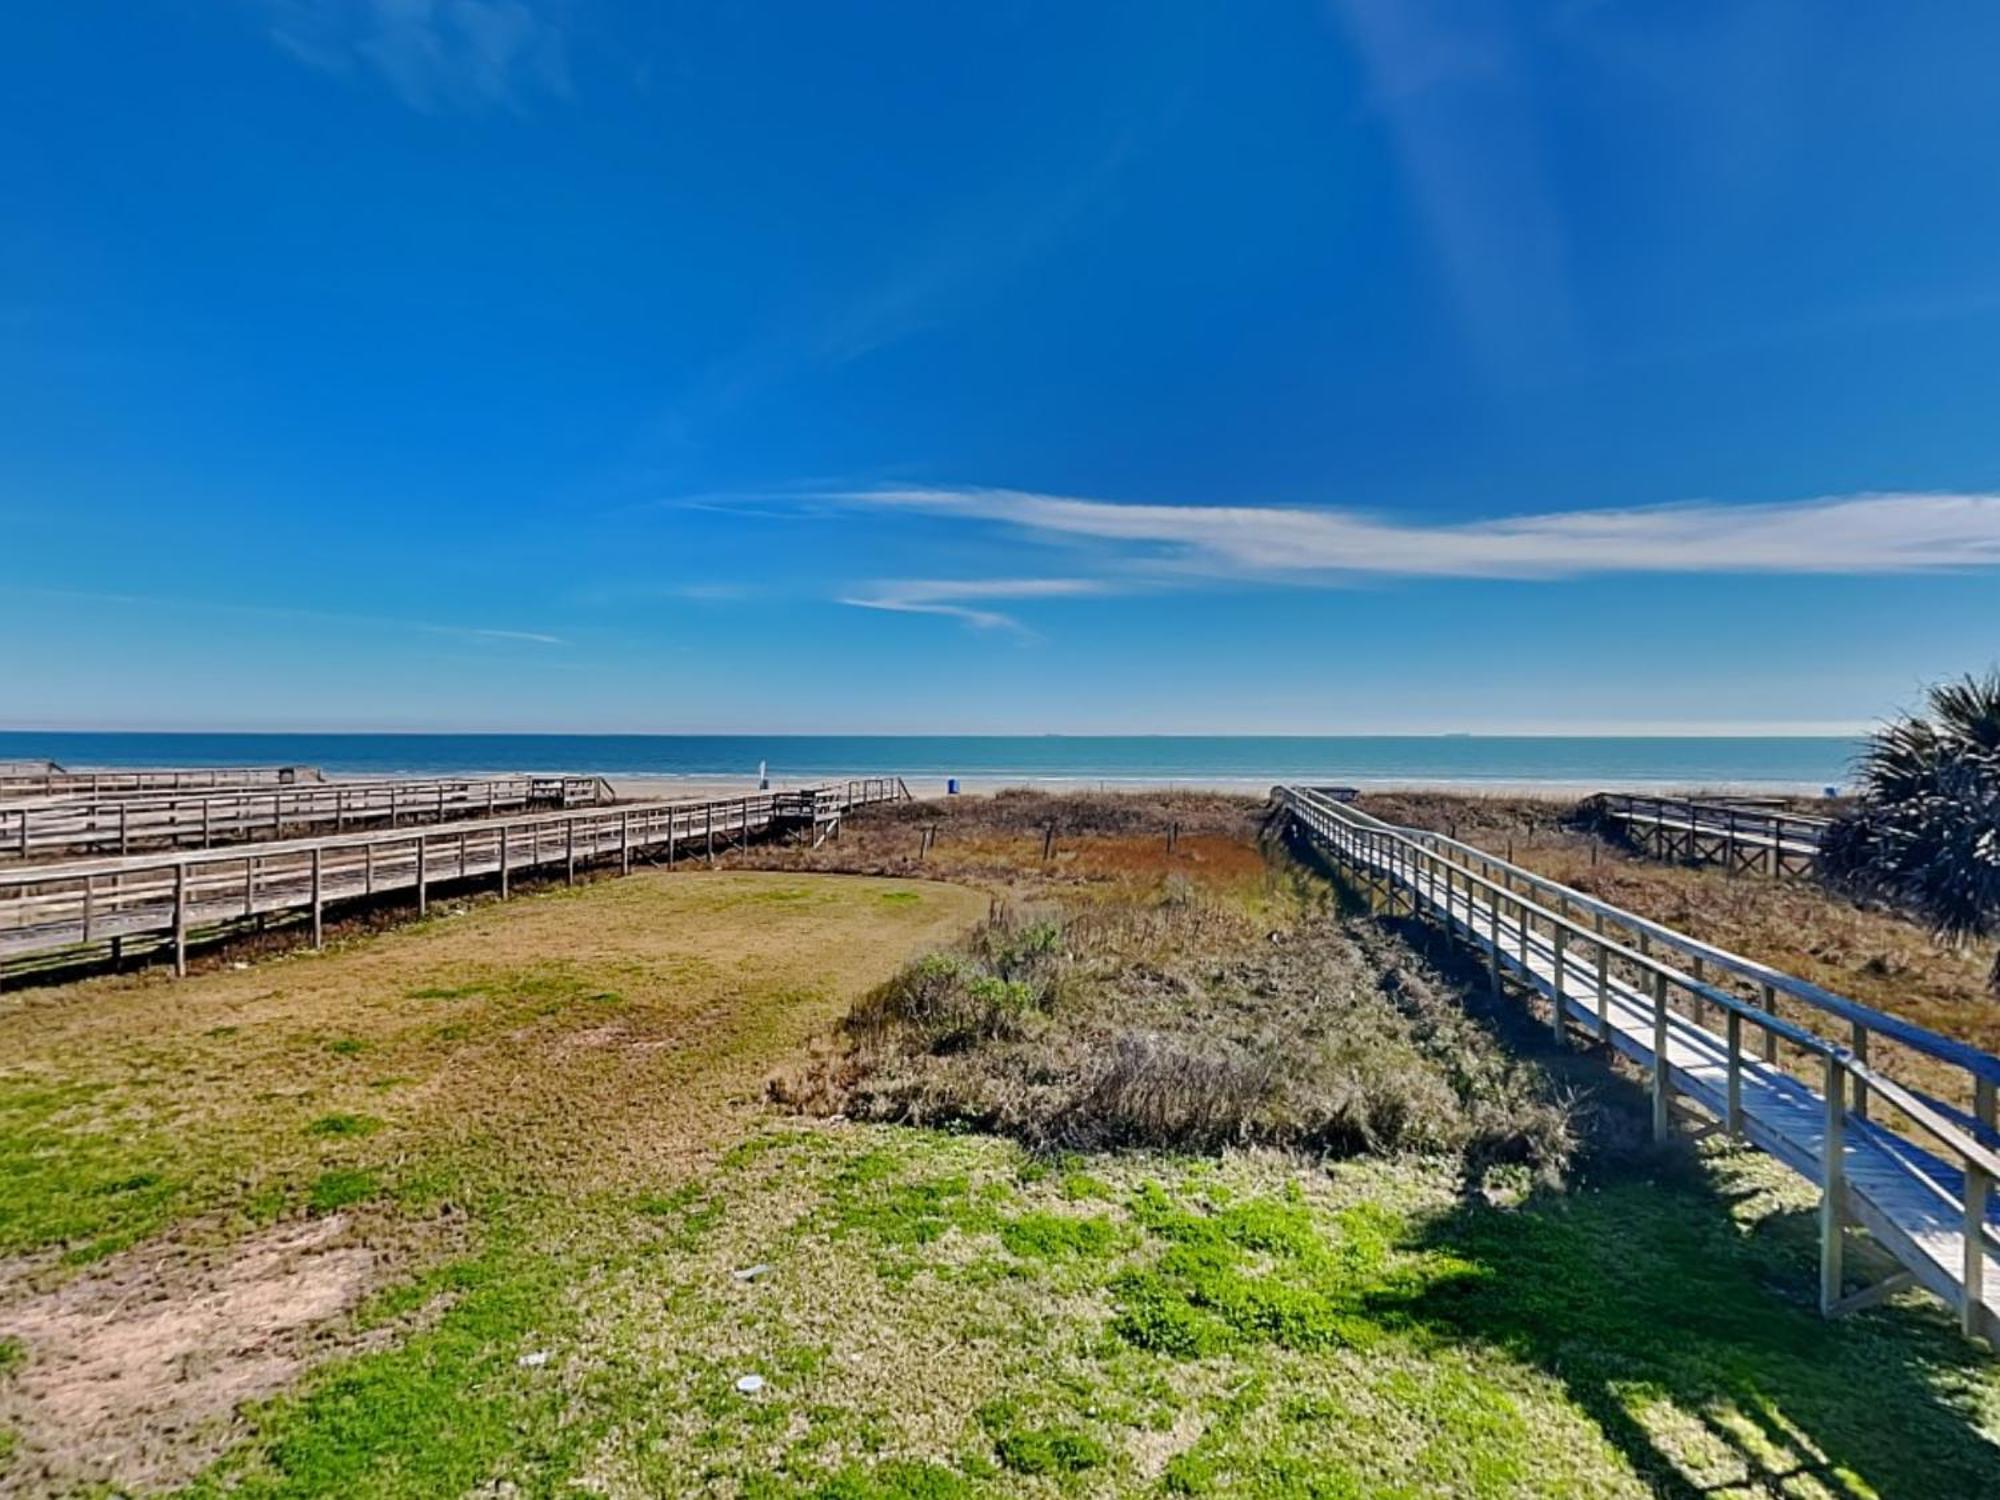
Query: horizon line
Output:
[[0, 725, 1870, 741]]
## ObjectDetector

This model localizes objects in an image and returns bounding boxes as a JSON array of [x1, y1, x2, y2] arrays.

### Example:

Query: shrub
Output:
[[1823, 671, 2000, 991]]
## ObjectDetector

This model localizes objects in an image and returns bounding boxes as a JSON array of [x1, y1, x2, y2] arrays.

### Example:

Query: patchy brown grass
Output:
[[1362, 791, 2000, 1114], [0, 869, 982, 1490], [733, 788, 1274, 903]]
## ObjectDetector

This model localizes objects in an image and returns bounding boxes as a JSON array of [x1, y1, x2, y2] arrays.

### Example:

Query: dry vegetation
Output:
[[779, 897, 1567, 1183]]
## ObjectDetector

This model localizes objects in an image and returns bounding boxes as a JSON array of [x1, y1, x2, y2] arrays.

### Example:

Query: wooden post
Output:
[[1487, 887, 1502, 996], [1821, 1054, 1846, 1315], [1761, 982, 1779, 1063], [621, 810, 632, 875], [566, 819, 577, 885], [364, 844, 375, 896], [1550, 926, 1567, 1045], [1042, 823, 1055, 861], [706, 806, 715, 866], [499, 826, 511, 898], [1725, 1009, 1744, 1138], [119, 802, 129, 856], [416, 836, 428, 915], [173, 862, 188, 978], [1593, 941, 1610, 1040], [1651, 970, 1671, 1142], [310, 848, 324, 949], [1967, 1079, 1996, 1338]]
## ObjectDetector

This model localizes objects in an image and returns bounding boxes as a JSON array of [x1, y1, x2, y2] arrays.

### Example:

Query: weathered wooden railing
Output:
[[0, 780, 905, 982], [0, 774, 614, 860], [1584, 791, 1830, 877], [0, 764, 323, 799], [1278, 785, 2000, 1346]]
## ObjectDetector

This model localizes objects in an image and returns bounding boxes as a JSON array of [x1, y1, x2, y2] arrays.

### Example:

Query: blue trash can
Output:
[[947, 778, 959, 795]]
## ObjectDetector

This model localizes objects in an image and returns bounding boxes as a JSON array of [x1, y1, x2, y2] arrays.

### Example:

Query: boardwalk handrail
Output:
[[0, 764, 324, 799], [1290, 790, 2000, 1170], [1379, 795, 1999, 1089], [1589, 790, 1834, 835], [1278, 784, 2000, 1341], [0, 779, 905, 980], [1585, 791, 1829, 880], [0, 773, 617, 860]]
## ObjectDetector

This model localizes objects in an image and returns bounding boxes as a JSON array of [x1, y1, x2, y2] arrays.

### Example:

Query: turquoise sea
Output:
[[0, 733, 1859, 792]]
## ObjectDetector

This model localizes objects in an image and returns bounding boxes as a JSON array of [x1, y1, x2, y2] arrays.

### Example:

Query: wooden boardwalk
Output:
[[1278, 785, 2000, 1346], [1, 774, 613, 860], [0, 763, 322, 800], [0, 779, 905, 981], [1586, 791, 1828, 877]]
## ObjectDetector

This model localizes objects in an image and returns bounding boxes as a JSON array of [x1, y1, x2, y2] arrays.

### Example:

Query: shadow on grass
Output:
[[1278, 822, 2000, 1496], [1376, 1171, 2000, 1498]]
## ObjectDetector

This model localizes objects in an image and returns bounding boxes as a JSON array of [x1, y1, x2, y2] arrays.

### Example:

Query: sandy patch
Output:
[[1, 1216, 374, 1492]]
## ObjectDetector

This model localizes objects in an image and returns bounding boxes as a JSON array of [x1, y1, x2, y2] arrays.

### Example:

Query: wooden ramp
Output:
[[1585, 791, 1828, 877], [0, 778, 906, 981], [0, 774, 614, 860], [1277, 785, 2000, 1347]]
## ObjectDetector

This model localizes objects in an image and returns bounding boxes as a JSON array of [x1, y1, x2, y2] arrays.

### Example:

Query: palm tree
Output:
[[1823, 671, 2000, 992]]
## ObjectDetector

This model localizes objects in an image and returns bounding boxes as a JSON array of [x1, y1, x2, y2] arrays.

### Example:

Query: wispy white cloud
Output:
[[256, 0, 570, 112], [4, 584, 565, 645], [838, 577, 1114, 633], [826, 486, 2000, 582]]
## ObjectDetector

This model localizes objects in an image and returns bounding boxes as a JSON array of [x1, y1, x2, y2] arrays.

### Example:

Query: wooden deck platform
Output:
[[1586, 791, 1829, 877], [0, 778, 905, 980], [1, 774, 614, 860], [1278, 785, 2000, 1347]]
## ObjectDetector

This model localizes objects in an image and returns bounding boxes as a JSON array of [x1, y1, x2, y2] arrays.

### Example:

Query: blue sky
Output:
[[6, 1, 2000, 734]]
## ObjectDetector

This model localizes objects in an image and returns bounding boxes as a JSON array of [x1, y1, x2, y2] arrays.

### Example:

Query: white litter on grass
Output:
[[734, 1374, 765, 1395], [731, 1264, 774, 1282], [518, 1350, 550, 1368]]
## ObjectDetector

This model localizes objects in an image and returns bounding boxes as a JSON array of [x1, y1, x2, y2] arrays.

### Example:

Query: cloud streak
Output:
[[838, 578, 1114, 633], [829, 486, 2000, 582], [4, 585, 566, 646], [257, 0, 570, 112]]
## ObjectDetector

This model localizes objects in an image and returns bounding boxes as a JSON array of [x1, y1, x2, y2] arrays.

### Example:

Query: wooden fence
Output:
[[1585, 791, 1829, 877], [0, 778, 907, 981], [0, 774, 613, 860], [0, 764, 323, 799]]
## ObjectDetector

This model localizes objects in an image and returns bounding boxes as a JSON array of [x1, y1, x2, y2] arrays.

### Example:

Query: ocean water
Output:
[[0, 732, 1861, 793]]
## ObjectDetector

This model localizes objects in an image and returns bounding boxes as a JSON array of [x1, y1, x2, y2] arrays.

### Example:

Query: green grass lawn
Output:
[[170, 1123, 2000, 1498]]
